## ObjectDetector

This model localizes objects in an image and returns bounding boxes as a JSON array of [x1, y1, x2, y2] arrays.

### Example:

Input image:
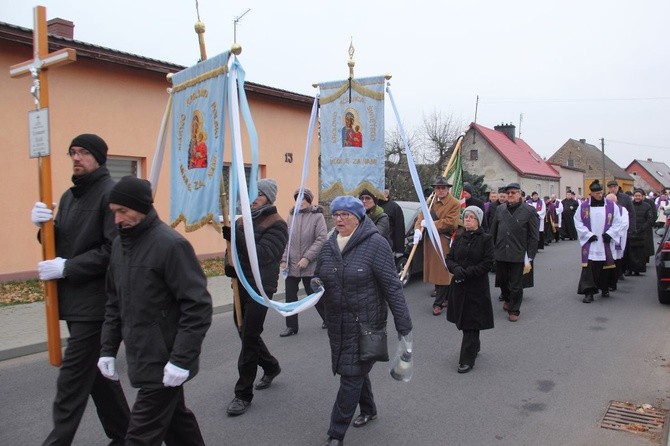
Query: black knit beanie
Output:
[[109, 176, 154, 214], [69, 134, 108, 165]]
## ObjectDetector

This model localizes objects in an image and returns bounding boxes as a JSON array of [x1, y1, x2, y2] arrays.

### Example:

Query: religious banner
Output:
[[318, 75, 385, 200], [169, 51, 229, 231]]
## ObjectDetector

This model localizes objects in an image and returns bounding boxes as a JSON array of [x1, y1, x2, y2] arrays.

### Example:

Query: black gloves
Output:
[[602, 233, 612, 243], [224, 264, 237, 278], [588, 235, 598, 243], [430, 210, 438, 221], [222, 226, 231, 241], [452, 266, 465, 281], [310, 277, 324, 292]]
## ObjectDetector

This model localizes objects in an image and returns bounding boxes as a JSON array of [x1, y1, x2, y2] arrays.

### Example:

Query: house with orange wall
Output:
[[1, 19, 318, 280]]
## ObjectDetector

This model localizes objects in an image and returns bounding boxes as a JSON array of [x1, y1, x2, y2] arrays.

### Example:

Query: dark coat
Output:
[[446, 228, 495, 331], [631, 200, 655, 256], [366, 205, 391, 244], [101, 210, 213, 389], [490, 201, 539, 262], [234, 205, 288, 294], [50, 166, 117, 321], [315, 217, 413, 376], [379, 198, 406, 254]]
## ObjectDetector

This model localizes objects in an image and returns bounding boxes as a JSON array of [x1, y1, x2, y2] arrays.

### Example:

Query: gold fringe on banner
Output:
[[172, 65, 228, 93], [170, 212, 219, 232], [319, 79, 385, 104]]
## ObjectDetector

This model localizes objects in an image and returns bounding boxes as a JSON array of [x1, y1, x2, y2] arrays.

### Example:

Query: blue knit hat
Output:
[[331, 195, 366, 221]]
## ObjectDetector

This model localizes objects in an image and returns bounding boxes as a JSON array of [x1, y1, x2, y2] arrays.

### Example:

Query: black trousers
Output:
[[496, 261, 524, 315], [43, 321, 130, 446], [328, 374, 376, 441], [233, 287, 280, 402], [125, 386, 204, 445], [284, 276, 325, 330], [459, 329, 480, 367], [432, 284, 449, 307]]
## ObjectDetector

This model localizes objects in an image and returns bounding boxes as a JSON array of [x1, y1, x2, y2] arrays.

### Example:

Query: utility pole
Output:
[[601, 138, 606, 185]]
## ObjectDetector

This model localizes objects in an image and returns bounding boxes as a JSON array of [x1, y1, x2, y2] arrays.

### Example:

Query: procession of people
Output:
[[28, 132, 667, 445]]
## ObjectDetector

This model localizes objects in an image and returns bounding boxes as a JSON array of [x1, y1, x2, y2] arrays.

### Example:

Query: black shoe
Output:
[[320, 437, 343, 446], [498, 295, 505, 302], [624, 271, 632, 276], [353, 413, 378, 428], [582, 294, 594, 303], [321, 322, 328, 329], [279, 327, 297, 337], [226, 397, 251, 416], [254, 367, 281, 390], [601, 291, 610, 298], [457, 364, 473, 374]]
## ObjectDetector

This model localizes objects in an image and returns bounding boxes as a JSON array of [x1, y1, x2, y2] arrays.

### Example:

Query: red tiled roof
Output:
[[471, 123, 559, 178]]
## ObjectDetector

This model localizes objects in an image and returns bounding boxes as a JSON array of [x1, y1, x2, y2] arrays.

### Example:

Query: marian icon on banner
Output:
[[318, 75, 385, 200], [169, 51, 228, 231]]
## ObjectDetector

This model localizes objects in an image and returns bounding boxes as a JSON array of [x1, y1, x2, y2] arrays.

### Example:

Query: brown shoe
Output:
[[503, 302, 510, 311], [508, 314, 519, 322], [432, 306, 442, 316]]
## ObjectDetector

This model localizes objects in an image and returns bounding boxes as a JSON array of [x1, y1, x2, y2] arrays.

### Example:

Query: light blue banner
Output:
[[318, 75, 385, 200], [169, 52, 230, 231]]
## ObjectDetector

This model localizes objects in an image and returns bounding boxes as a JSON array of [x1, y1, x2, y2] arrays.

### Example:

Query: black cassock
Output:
[[561, 198, 579, 240]]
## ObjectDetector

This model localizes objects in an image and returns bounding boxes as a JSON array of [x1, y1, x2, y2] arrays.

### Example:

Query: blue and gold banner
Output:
[[318, 75, 385, 200], [169, 52, 229, 231]]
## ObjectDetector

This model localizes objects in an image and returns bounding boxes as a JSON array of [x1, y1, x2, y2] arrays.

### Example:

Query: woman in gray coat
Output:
[[280, 188, 328, 336], [314, 195, 412, 446]]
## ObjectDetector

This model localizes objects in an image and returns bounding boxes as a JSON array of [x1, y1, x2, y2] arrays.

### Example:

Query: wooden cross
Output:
[[10, 6, 77, 367]]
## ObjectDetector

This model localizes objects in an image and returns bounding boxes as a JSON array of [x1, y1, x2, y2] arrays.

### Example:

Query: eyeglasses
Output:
[[67, 148, 93, 158], [332, 212, 354, 219], [434, 185, 449, 190], [507, 190, 520, 195]]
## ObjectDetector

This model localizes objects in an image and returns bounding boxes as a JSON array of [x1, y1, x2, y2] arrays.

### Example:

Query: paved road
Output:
[[1, 239, 669, 445]]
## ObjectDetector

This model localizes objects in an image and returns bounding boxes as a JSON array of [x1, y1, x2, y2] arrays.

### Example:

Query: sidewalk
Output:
[[0, 276, 285, 362]]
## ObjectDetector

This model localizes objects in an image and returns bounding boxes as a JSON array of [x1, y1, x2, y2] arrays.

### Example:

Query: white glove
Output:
[[97, 356, 119, 381], [163, 362, 189, 387], [420, 219, 428, 228], [413, 229, 423, 244], [31, 202, 53, 226], [38, 257, 66, 280]]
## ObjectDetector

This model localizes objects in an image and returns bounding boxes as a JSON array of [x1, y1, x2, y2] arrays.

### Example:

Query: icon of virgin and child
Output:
[[188, 110, 208, 169], [341, 108, 363, 148]]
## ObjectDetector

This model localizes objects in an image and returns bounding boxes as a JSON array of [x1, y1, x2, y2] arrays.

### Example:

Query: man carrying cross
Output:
[[32, 134, 130, 445]]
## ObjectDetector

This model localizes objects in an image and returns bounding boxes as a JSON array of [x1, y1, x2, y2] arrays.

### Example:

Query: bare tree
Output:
[[384, 126, 421, 201], [421, 110, 463, 173]]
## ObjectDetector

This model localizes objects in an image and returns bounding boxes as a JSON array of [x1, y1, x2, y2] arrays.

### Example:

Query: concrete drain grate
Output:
[[600, 400, 668, 442]]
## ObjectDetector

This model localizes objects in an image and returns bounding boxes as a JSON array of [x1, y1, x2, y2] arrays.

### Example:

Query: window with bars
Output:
[[107, 156, 140, 180]]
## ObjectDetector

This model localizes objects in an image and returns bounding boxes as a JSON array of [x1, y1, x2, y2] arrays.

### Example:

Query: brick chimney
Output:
[[579, 139, 586, 144], [47, 18, 74, 39], [494, 123, 516, 142]]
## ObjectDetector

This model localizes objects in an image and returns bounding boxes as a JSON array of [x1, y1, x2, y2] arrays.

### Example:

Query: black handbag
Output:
[[358, 322, 389, 362], [341, 289, 389, 362]]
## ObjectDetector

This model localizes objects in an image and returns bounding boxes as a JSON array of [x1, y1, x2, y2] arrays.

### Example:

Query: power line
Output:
[[605, 139, 670, 150], [480, 96, 670, 104]]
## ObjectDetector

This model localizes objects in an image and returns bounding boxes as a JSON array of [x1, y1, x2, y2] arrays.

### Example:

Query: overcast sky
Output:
[[4, 0, 669, 168]]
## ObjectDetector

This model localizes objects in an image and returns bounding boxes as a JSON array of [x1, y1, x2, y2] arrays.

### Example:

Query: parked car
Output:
[[395, 201, 424, 286], [654, 225, 670, 304]]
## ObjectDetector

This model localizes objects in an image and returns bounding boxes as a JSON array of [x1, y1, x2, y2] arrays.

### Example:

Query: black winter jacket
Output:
[[315, 217, 412, 376], [49, 166, 117, 321], [446, 228, 495, 331], [100, 209, 213, 389], [490, 201, 539, 262], [233, 205, 288, 295]]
